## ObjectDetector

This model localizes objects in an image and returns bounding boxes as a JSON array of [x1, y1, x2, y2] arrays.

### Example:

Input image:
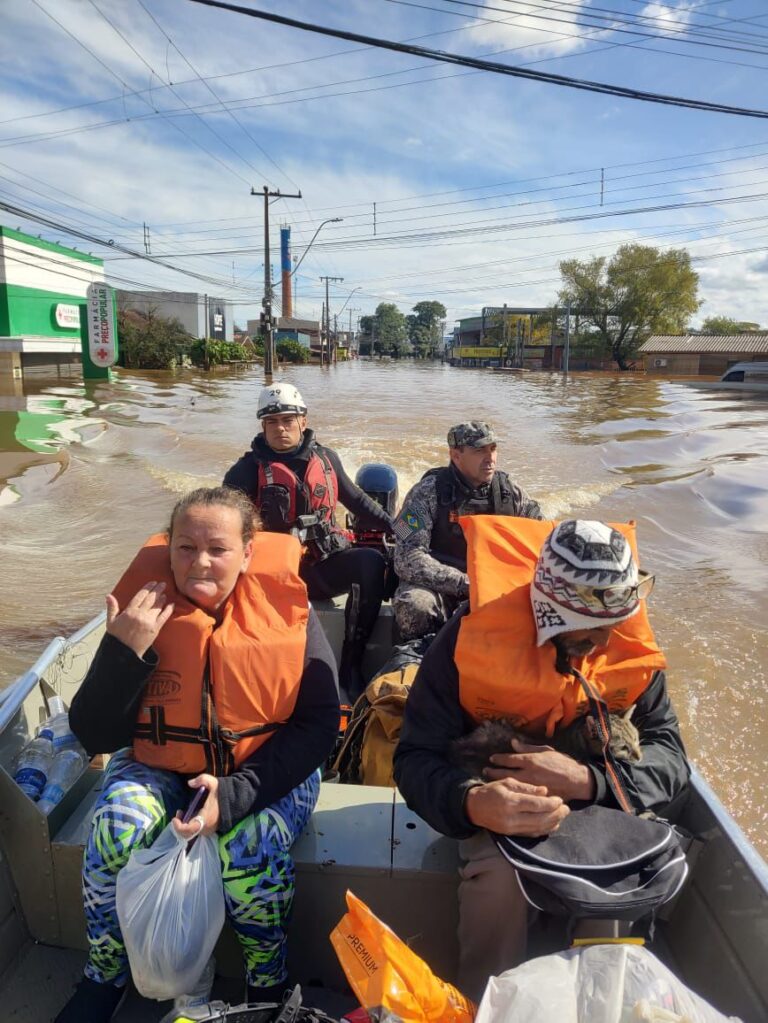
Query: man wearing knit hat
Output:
[[394, 517, 689, 1002], [392, 420, 542, 642]]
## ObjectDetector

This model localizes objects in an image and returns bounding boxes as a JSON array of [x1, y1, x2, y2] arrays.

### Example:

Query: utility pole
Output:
[[251, 185, 301, 383], [563, 301, 571, 378], [348, 306, 360, 354], [319, 275, 343, 367]]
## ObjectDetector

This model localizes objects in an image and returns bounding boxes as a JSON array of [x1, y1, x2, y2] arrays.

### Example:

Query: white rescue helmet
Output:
[[257, 383, 307, 419]]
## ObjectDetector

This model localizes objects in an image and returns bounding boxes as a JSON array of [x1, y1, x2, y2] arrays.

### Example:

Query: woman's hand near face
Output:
[[105, 582, 175, 659], [172, 774, 220, 839]]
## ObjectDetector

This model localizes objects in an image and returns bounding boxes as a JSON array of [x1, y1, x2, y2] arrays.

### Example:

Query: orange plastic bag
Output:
[[330, 890, 475, 1023]]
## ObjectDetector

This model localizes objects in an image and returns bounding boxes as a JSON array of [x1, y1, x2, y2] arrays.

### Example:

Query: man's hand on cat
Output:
[[464, 776, 570, 836], [484, 738, 596, 803]]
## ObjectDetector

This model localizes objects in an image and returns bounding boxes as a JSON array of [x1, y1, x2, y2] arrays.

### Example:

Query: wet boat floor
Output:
[[5, 945, 356, 1022]]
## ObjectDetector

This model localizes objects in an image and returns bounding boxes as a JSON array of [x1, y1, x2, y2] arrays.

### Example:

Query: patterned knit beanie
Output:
[[530, 520, 640, 646]]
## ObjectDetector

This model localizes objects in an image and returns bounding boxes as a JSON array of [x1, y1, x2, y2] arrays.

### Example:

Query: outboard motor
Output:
[[348, 462, 399, 599], [349, 462, 399, 532]]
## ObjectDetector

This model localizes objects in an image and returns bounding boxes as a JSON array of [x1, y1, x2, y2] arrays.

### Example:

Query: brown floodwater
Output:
[[1, 362, 766, 854]]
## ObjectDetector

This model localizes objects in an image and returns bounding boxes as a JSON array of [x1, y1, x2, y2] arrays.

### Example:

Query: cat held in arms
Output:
[[449, 708, 641, 780]]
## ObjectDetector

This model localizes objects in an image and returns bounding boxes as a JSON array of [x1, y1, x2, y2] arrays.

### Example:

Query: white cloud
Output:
[[466, 0, 592, 59], [638, 2, 697, 35]]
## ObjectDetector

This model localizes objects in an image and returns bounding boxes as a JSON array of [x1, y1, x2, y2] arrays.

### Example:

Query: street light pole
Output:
[[252, 185, 301, 383], [291, 218, 343, 280], [336, 285, 361, 319], [319, 275, 343, 366]]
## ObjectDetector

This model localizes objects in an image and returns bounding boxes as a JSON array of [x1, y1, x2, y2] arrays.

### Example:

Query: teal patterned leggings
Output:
[[82, 749, 320, 988]]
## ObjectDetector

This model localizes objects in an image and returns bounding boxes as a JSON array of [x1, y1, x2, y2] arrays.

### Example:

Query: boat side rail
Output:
[[0, 613, 106, 732], [689, 766, 768, 891]]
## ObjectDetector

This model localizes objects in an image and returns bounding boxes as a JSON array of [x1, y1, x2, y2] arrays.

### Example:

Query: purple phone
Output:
[[181, 785, 209, 824], [182, 786, 208, 853]]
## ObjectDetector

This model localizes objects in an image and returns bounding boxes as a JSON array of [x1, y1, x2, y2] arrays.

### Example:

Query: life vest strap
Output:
[[135, 721, 207, 745], [220, 722, 282, 742], [571, 667, 638, 816]]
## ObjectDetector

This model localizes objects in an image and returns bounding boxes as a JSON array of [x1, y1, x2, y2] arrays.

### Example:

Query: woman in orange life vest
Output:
[[394, 517, 690, 1002], [56, 487, 340, 1023]]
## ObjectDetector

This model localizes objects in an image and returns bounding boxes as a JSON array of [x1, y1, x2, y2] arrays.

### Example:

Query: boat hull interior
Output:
[[0, 604, 766, 1021]]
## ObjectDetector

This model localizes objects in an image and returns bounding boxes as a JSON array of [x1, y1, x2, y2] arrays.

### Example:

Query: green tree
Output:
[[276, 338, 310, 364], [406, 300, 447, 358], [357, 314, 376, 355], [375, 302, 409, 356], [700, 315, 762, 334], [558, 244, 700, 369], [117, 307, 191, 369], [189, 339, 246, 368]]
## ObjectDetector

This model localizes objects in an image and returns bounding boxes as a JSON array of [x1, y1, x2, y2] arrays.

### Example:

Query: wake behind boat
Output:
[[0, 601, 767, 1022]]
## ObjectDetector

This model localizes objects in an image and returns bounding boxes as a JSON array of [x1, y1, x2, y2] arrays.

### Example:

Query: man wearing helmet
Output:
[[392, 421, 542, 641], [393, 518, 689, 1001], [223, 383, 395, 699]]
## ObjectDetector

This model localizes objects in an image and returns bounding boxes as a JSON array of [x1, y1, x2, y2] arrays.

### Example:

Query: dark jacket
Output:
[[393, 608, 690, 840], [223, 429, 394, 534], [425, 465, 542, 568], [70, 609, 339, 834], [393, 465, 542, 598]]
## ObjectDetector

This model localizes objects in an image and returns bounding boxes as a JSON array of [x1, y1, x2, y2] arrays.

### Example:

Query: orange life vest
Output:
[[110, 532, 309, 776], [456, 516, 666, 737]]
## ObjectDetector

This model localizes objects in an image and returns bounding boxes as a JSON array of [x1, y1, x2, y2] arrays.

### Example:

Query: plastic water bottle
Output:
[[37, 747, 88, 814], [47, 695, 83, 755], [13, 727, 54, 800]]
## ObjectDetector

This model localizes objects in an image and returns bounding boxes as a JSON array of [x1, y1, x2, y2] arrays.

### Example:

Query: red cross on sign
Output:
[[96, 347, 109, 361]]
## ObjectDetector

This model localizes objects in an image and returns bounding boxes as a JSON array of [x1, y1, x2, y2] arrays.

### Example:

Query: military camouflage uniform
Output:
[[393, 422, 542, 641]]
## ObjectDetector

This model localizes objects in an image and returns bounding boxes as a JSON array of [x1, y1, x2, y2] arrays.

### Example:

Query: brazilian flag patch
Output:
[[393, 510, 424, 541]]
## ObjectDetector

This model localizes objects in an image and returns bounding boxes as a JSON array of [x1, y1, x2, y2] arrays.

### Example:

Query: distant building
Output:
[[639, 334, 768, 375], [0, 226, 104, 380], [453, 306, 551, 347], [275, 328, 311, 349], [117, 290, 233, 342], [448, 305, 555, 368], [247, 316, 321, 344]]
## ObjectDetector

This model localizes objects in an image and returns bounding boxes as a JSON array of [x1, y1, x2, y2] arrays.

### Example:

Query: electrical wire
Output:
[[27, 0, 257, 188], [184, 0, 768, 120], [430, 0, 768, 54]]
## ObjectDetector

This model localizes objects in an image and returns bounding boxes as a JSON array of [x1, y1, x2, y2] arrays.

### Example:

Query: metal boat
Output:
[[1, 603, 766, 1021]]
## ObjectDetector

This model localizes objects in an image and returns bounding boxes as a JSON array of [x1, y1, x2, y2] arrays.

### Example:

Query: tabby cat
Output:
[[449, 708, 641, 779]]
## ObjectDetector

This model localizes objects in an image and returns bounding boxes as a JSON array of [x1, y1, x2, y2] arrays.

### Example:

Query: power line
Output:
[[0, 7, 526, 128], [431, 0, 768, 54], [0, 197, 261, 293], [135, 156, 768, 246], [133, 0, 293, 189], [185, 0, 768, 119], [8, 0, 766, 154], [150, 136, 768, 229], [127, 183, 768, 258], [27, 0, 257, 187], [86, 0, 268, 186]]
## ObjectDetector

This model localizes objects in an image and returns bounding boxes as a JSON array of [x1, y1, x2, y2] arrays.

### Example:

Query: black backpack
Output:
[[494, 804, 688, 922]]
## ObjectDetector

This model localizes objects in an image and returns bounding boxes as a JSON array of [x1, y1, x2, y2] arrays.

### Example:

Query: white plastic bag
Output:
[[474, 944, 742, 1023], [116, 822, 226, 1000]]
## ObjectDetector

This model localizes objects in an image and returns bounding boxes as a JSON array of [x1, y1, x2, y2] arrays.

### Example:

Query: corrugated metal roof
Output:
[[640, 334, 768, 354]]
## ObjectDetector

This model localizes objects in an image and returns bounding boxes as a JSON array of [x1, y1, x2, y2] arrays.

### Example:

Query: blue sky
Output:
[[2, 0, 768, 329]]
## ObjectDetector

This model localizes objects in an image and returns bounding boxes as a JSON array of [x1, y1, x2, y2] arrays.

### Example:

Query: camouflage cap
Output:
[[447, 421, 496, 448]]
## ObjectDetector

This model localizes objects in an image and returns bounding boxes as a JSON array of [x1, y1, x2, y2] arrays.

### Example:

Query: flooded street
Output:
[[1, 361, 767, 853]]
